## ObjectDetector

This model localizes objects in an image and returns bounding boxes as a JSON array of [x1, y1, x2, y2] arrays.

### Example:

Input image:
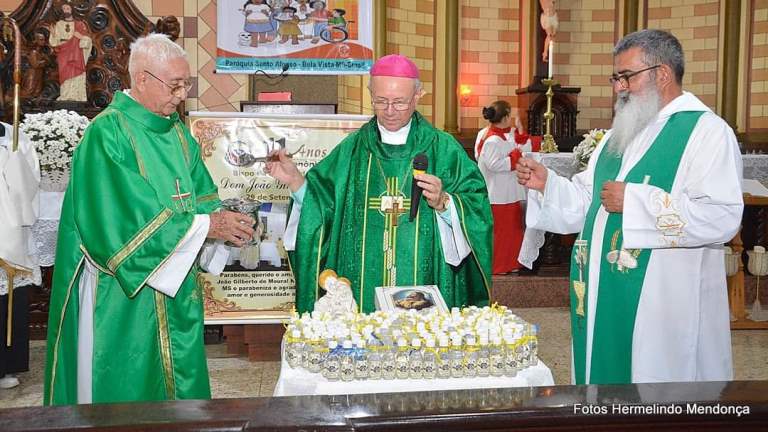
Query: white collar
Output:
[[656, 91, 712, 121], [377, 119, 412, 145]]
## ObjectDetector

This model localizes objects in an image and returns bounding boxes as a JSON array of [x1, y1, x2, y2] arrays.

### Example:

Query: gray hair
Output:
[[614, 29, 684, 85], [128, 33, 188, 87]]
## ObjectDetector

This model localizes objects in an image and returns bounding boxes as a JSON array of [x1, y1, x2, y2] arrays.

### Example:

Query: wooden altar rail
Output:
[[1, 381, 767, 431], [728, 194, 768, 330]]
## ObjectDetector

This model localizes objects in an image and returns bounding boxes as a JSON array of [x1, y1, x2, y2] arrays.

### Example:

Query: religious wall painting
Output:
[[189, 112, 370, 323], [217, 0, 374, 75], [0, 0, 181, 119], [48, 1, 92, 102]]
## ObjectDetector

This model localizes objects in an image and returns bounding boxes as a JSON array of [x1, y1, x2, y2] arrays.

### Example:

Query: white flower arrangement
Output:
[[573, 128, 606, 171], [20, 109, 89, 179]]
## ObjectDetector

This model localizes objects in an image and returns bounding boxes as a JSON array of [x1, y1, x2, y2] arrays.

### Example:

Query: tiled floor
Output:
[[2, 307, 767, 409]]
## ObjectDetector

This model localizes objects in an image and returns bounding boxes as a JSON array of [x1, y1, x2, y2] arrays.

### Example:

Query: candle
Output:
[[548, 41, 554, 79]]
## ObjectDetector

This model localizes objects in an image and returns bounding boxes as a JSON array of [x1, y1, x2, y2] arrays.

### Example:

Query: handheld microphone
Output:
[[410, 153, 428, 221]]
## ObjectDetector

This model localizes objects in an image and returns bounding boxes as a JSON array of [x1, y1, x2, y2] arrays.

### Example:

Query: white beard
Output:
[[608, 85, 662, 155]]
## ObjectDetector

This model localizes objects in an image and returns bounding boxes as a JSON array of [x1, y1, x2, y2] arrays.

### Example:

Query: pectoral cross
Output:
[[382, 196, 407, 227], [172, 178, 192, 212]]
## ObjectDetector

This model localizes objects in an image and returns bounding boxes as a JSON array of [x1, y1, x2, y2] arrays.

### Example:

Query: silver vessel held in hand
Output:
[[221, 197, 261, 246]]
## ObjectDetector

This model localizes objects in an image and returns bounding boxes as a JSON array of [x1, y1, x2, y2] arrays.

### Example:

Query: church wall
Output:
[[133, 0, 250, 113], [0, 0, 19, 13], [556, 0, 617, 131], [749, 0, 768, 130], [458, 0, 522, 131], [646, 0, 721, 112], [335, 0, 435, 120], [383, 0, 435, 122]]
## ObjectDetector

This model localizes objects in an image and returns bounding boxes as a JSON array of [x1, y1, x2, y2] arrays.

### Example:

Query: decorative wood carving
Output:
[[516, 83, 581, 152], [0, 0, 180, 120]]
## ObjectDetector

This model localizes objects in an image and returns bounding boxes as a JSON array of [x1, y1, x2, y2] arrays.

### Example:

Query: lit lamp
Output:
[[459, 84, 472, 105]]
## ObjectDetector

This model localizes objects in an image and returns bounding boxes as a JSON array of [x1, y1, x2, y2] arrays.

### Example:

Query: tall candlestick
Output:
[[548, 41, 554, 78]]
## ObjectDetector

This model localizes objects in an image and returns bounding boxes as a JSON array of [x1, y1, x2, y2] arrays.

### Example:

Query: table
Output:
[[273, 356, 555, 397]]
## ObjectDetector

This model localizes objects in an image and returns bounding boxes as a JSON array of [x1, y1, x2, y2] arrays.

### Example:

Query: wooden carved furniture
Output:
[[0, 0, 180, 120], [728, 193, 768, 330]]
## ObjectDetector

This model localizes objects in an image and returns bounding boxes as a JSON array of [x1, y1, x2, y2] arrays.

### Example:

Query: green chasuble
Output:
[[44, 92, 221, 405], [292, 113, 492, 313]]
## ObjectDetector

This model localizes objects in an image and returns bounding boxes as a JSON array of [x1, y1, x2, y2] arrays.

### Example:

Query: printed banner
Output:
[[216, 0, 374, 75], [188, 112, 371, 323]]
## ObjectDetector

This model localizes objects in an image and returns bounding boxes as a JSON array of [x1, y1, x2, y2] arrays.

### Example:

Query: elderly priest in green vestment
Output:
[[266, 54, 493, 313], [517, 30, 743, 385], [44, 34, 255, 405]]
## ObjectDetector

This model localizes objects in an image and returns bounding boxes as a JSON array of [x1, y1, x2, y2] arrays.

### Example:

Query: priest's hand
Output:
[[516, 157, 547, 192], [208, 210, 255, 247], [600, 181, 625, 213], [415, 173, 449, 212], [265, 149, 305, 192]]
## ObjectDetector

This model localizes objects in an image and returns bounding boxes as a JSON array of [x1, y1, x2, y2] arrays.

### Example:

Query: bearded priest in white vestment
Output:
[[516, 29, 743, 385]]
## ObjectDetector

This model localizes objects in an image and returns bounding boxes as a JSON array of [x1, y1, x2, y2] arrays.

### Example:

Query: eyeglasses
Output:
[[143, 70, 193, 97], [609, 64, 661, 89], [371, 98, 414, 111]]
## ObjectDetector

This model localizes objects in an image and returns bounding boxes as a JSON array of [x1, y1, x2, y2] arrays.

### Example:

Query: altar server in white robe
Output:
[[0, 122, 40, 389], [516, 29, 743, 385]]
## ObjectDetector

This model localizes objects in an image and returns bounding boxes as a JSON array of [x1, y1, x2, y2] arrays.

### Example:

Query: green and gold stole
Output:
[[569, 111, 704, 384]]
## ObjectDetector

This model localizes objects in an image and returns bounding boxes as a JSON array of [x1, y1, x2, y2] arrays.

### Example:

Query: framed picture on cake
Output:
[[375, 285, 448, 313]]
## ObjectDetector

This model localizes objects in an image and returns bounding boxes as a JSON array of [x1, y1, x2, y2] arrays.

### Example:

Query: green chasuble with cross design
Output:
[[44, 91, 221, 405], [292, 112, 493, 313]]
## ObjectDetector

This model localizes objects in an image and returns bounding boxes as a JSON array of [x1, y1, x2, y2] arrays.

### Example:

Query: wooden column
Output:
[[442, 0, 459, 134], [720, 0, 742, 130], [374, 0, 386, 59], [620, 0, 640, 37]]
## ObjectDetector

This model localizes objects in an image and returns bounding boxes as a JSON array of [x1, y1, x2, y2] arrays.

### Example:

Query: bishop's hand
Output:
[[265, 149, 305, 192], [415, 173, 449, 212], [208, 210, 255, 247], [516, 157, 548, 192]]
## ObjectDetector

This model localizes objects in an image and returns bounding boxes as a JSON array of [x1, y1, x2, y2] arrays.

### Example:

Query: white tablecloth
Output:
[[517, 153, 768, 268], [273, 357, 555, 397], [0, 191, 63, 293], [518, 153, 578, 268]]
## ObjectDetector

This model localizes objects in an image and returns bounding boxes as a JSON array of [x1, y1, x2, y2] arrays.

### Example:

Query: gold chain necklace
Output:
[[373, 154, 412, 196]]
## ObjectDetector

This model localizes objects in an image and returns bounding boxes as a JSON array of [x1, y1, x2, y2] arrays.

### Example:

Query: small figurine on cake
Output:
[[314, 269, 358, 313]]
